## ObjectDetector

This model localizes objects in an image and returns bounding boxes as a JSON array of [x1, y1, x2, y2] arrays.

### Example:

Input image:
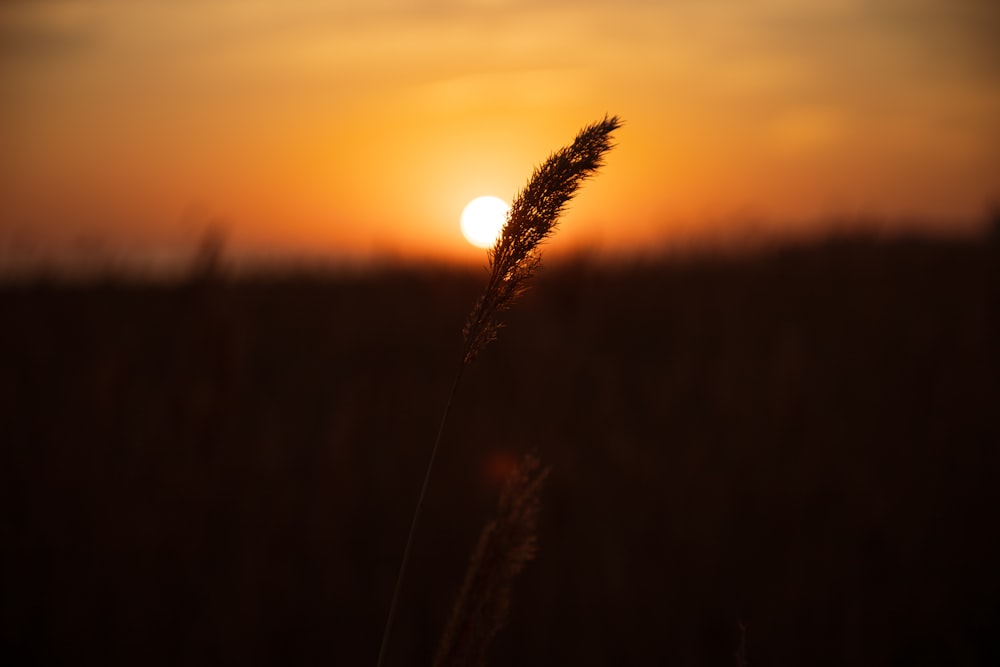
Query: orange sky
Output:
[[1, 0, 998, 269]]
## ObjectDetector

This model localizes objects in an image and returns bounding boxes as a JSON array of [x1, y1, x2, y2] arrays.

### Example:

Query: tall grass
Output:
[[433, 452, 549, 667], [376, 115, 621, 666], [3, 235, 996, 664]]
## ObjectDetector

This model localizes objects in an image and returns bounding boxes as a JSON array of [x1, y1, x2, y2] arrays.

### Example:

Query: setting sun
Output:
[[460, 196, 509, 249]]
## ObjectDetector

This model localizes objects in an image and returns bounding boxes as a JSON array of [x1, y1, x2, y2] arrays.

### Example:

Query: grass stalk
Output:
[[376, 115, 620, 666], [433, 452, 550, 667], [375, 363, 464, 667]]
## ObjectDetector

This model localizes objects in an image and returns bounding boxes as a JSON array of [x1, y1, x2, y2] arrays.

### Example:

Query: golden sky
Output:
[[1, 0, 998, 266]]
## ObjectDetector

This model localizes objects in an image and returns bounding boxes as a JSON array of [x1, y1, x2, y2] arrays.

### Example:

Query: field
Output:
[[2, 235, 998, 665]]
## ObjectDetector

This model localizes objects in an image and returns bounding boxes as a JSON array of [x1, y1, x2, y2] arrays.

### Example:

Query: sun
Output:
[[460, 196, 509, 249]]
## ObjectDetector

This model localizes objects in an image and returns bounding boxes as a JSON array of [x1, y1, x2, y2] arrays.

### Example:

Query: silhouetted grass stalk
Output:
[[376, 115, 620, 667], [433, 452, 550, 667]]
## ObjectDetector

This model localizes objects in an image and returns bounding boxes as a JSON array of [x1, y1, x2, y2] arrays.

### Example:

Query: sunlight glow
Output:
[[460, 196, 509, 249]]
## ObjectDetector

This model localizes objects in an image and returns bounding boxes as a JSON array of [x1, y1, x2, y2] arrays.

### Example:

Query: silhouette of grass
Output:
[[464, 115, 621, 364], [376, 115, 620, 667], [433, 452, 549, 667]]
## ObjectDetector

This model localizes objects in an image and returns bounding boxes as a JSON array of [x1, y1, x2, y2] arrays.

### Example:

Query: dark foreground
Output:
[[2, 236, 998, 666]]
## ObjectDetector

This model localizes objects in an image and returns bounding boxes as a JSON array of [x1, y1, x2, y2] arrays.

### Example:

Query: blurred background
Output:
[[2, 237, 998, 665], [2, 1, 999, 665]]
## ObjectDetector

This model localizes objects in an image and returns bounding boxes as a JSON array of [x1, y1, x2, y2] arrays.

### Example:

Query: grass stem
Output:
[[376, 116, 619, 665], [376, 363, 465, 667]]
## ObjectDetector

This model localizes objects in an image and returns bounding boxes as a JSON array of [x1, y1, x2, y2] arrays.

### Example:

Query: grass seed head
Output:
[[433, 452, 551, 667], [463, 115, 621, 364]]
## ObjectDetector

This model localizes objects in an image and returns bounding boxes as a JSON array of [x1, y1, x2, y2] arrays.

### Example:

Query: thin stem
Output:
[[376, 362, 466, 667]]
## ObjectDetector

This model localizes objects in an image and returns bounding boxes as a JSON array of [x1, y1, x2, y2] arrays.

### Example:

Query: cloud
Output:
[[0, 3, 103, 60]]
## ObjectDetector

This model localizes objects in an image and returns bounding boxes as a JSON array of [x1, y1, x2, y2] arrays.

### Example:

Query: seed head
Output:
[[463, 115, 621, 363]]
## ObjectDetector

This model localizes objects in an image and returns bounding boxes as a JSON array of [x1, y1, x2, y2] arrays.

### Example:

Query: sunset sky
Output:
[[1, 0, 998, 268]]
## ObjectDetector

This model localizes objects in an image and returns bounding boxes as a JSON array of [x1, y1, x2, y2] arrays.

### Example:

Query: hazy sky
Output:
[[1, 0, 998, 265]]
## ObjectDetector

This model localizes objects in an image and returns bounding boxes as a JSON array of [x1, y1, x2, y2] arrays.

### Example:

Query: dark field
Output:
[[2, 236, 998, 666]]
